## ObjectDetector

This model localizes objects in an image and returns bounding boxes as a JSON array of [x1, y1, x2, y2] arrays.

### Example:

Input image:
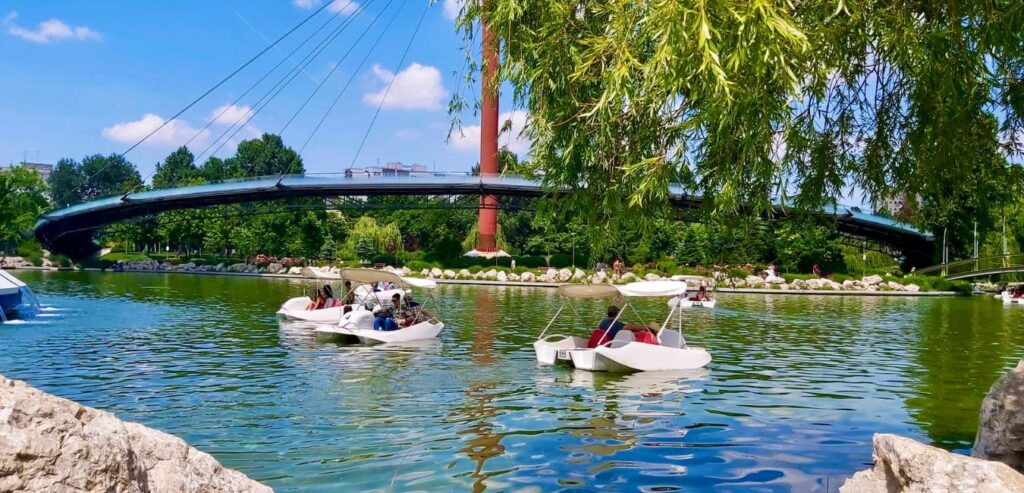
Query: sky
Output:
[[0, 0, 528, 180]]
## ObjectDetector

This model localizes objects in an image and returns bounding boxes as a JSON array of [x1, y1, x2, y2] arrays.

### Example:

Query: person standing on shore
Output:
[[613, 259, 623, 279]]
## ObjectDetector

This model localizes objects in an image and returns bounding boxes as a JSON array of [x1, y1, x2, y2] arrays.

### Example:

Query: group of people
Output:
[[587, 305, 660, 348], [1009, 286, 1024, 299], [372, 292, 429, 331], [305, 281, 356, 311]]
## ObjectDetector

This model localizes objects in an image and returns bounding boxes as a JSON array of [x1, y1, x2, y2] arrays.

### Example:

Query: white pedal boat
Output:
[[667, 276, 717, 309], [534, 281, 712, 372], [315, 268, 445, 344], [277, 267, 407, 323]]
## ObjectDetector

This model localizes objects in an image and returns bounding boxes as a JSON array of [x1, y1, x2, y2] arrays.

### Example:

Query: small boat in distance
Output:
[[995, 283, 1024, 305], [0, 269, 40, 323], [315, 268, 445, 344], [534, 281, 712, 372], [668, 275, 717, 309], [277, 267, 406, 323]]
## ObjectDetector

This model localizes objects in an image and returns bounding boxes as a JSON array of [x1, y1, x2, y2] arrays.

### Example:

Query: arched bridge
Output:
[[913, 254, 1024, 280], [34, 174, 935, 263]]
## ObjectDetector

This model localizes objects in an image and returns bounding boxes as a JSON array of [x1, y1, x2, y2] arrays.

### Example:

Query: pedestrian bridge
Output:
[[913, 254, 1024, 280], [34, 174, 935, 262]]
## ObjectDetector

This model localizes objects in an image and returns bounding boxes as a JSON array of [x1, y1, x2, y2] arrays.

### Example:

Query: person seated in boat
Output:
[[690, 286, 711, 302], [305, 288, 324, 311], [342, 281, 355, 304], [373, 305, 400, 331], [322, 285, 336, 309], [588, 305, 648, 348]]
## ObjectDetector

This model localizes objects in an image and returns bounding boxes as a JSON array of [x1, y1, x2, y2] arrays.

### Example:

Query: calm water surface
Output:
[[2, 271, 1023, 492]]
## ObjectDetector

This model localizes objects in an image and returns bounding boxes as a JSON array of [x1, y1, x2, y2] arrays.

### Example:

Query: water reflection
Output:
[[4, 271, 1024, 492]]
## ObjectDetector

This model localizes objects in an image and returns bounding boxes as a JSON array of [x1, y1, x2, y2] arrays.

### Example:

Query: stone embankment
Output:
[[841, 360, 1024, 492], [0, 375, 271, 493], [109, 260, 936, 292]]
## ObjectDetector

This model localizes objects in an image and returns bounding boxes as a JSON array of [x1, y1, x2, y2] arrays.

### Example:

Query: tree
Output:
[[48, 158, 84, 208], [355, 237, 374, 262], [153, 146, 199, 189], [228, 133, 303, 177], [0, 167, 48, 245], [456, 1, 1024, 243]]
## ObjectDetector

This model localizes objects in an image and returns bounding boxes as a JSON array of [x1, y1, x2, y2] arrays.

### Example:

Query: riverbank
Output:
[[5, 264, 968, 296]]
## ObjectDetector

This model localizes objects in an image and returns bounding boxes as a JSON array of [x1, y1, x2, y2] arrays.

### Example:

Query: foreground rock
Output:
[[0, 375, 271, 493], [841, 434, 1024, 492], [974, 360, 1024, 471]]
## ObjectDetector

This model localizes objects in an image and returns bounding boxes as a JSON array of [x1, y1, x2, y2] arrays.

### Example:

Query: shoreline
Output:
[[7, 266, 968, 297]]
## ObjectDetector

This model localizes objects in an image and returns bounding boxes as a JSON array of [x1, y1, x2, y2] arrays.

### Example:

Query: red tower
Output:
[[475, 0, 499, 254]]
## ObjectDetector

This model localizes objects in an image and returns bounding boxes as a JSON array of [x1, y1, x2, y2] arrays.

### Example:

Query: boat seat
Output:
[[613, 330, 635, 342], [658, 328, 684, 348]]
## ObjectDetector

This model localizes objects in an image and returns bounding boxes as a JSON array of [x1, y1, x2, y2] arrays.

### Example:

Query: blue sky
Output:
[[0, 0, 525, 180]]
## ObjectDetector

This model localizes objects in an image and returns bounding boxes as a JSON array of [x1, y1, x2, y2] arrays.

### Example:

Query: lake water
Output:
[[3, 271, 1023, 492]]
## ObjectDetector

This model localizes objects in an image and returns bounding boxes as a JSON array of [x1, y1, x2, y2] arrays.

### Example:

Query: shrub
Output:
[[371, 254, 397, 266], [516, 256, 548, 268], [549, 253, 588, 268], [406, 260, 439, 272]]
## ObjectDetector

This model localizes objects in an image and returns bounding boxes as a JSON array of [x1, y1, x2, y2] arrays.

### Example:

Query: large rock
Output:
[[443, 269, 456, 279], [458, 269, 471, 279], [557, 268, 573, 282], [267, 262, 284, 274], [520, 272, 536, 282], [429, 267, 443, 279], [745, 275, 765, 288], [0, 375, 270, 493], [841, 434, 1024, 492], [887, 281, 905, 291], [496, 271, 508, 282], [644, 273, 661, 282], [572, 269, 586, 281], [620, 272, 638, 283], [974, 360, 1024, 471], [905, 283, 921, 292], [863, 274, 884, 286]]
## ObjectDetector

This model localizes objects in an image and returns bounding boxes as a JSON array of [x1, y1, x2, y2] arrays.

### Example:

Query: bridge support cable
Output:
[[194, 0, 382, 166], [274, 0, 406, 186], [348, 1, 432, 171]]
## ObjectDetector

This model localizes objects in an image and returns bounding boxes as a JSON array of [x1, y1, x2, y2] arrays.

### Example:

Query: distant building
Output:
[[345, 161, 431, 178], [18, 162, 53, 182]]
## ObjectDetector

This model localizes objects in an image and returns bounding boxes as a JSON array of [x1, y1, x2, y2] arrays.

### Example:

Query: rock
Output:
[[458, 269, 471, 279], [443, 269, 456, 279], [508, 273, 519, 281], [745, 275, 765, 288], [792, 279, 808, 290], [420, 268, 430, 277], [0, 375, 270, 493], [644, 273, 661, 282], [288, 266, 302, 275], [904, 283, 920, 292], [974, 360, 1024, 471], [840, 434, 1024, 493], [496, 271, 508, 282], [620, 272, 638, 282], [267, 263, 283, 274], [546, 268, 558, 279], [558, 268, 573, 282], [731, 278, 746, 288], [766, 275, 785, 285], [887, 281, 904, 291], [0, 256, 33, 269], [429, 268, 443, 279], [521, 272, 536, 282], [863, 274, 884, 286], [572, 269, 586, 280], [228, 263, 247, 273]]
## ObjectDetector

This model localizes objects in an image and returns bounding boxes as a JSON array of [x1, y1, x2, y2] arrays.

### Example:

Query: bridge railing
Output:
[[914, 254, 1024, 278]]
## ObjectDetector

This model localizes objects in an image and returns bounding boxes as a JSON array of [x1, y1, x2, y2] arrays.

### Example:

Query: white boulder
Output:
[[620, 272, 638, 282], [496, 271, 508, 282], [558, 268, 573, 282], [887, 281, 904, 291], [863, 274, 884, 286], [429, 267, 443, 279], [974, 360, 1024, 471], [443, 269, 456, 279], [841, 434, 1024, 492], [458, 269, 472, 279], [905, 283, 921, 292], [521, 272, 536, 282], [0, 375, 271, 493]]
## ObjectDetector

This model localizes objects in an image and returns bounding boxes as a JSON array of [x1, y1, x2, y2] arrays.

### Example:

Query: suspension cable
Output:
[[348, 0, 431, 170]]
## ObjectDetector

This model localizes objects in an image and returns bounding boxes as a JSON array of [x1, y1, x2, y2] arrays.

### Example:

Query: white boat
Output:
[[995, 283, 1024, 305], [0, 269, 39, 322], [315, 268, 445, 344], [277, 267, 406, 323], [668, 275, 717, 309], [534, 281, 712, 372]]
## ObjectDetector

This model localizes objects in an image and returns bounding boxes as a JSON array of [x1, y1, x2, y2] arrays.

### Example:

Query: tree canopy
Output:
[[455, 0, 1024, 244], [48, 154, 142, 208], [0, 167, 48, 245]]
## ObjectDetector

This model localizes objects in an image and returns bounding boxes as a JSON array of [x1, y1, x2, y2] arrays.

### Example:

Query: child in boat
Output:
[[690, 286, 711, 302], [305, 288, 324, 311]]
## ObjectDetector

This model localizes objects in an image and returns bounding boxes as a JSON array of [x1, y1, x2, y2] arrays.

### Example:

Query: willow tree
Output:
[[453, 0, 1024, 250]]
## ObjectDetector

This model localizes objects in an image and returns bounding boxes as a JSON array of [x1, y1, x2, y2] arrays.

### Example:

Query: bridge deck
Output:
[[35, 174, 934, 261]]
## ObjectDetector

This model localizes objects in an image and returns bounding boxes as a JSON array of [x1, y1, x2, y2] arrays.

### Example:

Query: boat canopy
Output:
[[341, 268, 438, 289], [300, 267, 342, 280], [558, 284, 621, 299], [618, 281, 688, 297], [0, 270, 26, 296], [556, 281, 688, 299]]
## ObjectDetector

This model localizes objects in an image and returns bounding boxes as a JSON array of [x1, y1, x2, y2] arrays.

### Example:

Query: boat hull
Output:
[[349, 321, 444, 344], [533, 335, 587, 365], [595, 343, 712, 372]]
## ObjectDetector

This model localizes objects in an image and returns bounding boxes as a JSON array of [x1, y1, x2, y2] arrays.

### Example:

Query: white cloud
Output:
[[292, 0, 359, 15], [4, 11, 101, 44], [396, 128, 421, 140], [102, 114, 208, 148], [443, 0, 464, 20], [363, 63, 447, 111], [209, 104, 253, 126], [450, 110, 530, 155]]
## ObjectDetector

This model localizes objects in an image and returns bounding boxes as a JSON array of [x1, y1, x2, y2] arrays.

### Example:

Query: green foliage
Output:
[[772, 219, 844, 274], [48, 154, 142, 208], [319, 238, 337, 261], [152, 147, 199, 189], [354, 237, 374, 262], [0, 167, 49, 244]]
